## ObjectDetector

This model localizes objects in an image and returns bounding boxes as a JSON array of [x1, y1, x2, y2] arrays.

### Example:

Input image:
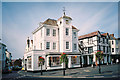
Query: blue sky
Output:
[[2, 2, 118, 59]]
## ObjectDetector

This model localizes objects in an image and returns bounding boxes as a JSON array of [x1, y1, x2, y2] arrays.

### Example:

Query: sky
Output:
[[2, 2, 118, 59]]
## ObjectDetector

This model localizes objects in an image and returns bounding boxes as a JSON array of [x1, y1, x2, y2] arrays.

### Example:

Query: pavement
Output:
[[17, 64, 120, 78]]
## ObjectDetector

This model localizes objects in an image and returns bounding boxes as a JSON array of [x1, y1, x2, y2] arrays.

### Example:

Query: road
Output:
[[1, 64, 120, 80]]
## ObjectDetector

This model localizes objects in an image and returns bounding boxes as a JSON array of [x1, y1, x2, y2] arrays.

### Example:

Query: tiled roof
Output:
[[72, 25, 79, 31], [109, 34, 117, 40], [78, 31, 100, 39], [43, 18, 78, 30], [43, 18, 58, 26], [58, 15, 72, 21]]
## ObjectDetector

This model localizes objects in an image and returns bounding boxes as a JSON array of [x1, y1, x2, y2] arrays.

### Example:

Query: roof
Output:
[[72, 26, 79, 31], [58, 15, 72, 21], [43, 18, 58, 26], [42, 18, 78, 30], [109, 34, 117, 40], [78, 31, 100, 39]]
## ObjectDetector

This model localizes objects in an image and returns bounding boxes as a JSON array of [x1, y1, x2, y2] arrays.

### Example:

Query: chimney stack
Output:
[[110, 34, 114, 37], [27, 37, 30, 48], [31, 40, 33, 44]]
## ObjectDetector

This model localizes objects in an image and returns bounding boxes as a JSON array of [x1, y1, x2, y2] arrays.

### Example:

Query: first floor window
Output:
[[112, 41, 114, 45], [112, 48, 114, 52], [53, 42, 56, 50], [73, 32, 76, 38], [74, 44, 77, 50], [66, 28, 69, 35], [103, 46, 105, 53], [46, 42, 50, 49], [107, 46, 109, 53], [88, 47, 93, 53], [41, 43, 42, 50], [66, 42, 69, 49]]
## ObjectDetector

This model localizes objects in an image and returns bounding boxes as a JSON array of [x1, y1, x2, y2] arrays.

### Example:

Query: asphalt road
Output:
[[1, 64, 120, 80]]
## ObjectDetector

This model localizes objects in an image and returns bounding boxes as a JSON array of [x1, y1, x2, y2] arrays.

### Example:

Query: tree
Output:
[[38, 56, 45, 75], [60, 53, 68, 76], [95, 50, 104, 73]]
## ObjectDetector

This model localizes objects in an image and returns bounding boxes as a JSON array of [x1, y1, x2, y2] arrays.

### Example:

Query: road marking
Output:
[[84, 70, 90, 72], [94, 76, 104, 78]]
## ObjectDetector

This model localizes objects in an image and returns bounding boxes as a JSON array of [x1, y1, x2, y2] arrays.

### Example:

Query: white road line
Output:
[[94, 76, 104, 78]]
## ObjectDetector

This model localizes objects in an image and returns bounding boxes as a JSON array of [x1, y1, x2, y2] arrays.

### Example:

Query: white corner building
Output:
[[24, 13, 81, 71]]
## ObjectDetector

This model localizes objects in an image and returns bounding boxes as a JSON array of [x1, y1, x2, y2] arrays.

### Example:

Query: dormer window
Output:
[[66, 20, 69, 24]]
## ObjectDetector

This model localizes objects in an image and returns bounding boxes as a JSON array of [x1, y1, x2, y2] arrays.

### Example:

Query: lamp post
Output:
[[63, 57, 65, 76], [60, 53, 68, 76], [40, 62, 43, 75], [98, 57, 101, 74]]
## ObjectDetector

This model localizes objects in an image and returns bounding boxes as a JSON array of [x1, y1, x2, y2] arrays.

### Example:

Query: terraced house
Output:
[[24, 13, 81, 71], [78, 31, 111, 66]]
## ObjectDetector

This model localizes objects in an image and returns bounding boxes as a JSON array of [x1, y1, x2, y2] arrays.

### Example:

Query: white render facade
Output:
[[24, 14, 80, 71]]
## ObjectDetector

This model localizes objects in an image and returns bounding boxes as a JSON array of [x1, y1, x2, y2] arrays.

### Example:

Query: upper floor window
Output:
[[106, 39, 108, 44], [41, 43, 42, 50], [73, 32, 76, 38], [103, 46, 105, 53], [46, 42, 50, 49], [60, 21, 62, 25], [98, 45, 101, 51], [88, 47, 93, 53], [53, 29, 56, 36], [107, 46, 109, 53], [88, 38, 93, 44], [66, 42, 69, 49], [103, 38, 105, 43], [66, 20, 69, 24], [80, 41, 83, 45], [46, 29, 50, 36], [98, 37, 100, 43], [112, 48, 114, 52], [66, 28, 69, 36], [112, 41, 114, 45], [53, 42, 56, 50], [74, 44, 77, 50]]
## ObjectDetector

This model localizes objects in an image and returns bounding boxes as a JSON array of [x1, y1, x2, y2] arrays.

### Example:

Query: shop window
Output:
[[49, 57, 61, 67], [28, 56, 32, 69], [71, 56, 79, 65]]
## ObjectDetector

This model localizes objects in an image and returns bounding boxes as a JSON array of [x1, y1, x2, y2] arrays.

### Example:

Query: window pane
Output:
[[53, 42, 56, 49], [66, 28, 69, 35], [50, 57, 61, 66], [46, 42, 50, 49], [46, 29, 50, 36], [66, 42, 69, 49], [53, 29, 56, 36], [88, 47, 93, 53], [74, 44, 77, 50]]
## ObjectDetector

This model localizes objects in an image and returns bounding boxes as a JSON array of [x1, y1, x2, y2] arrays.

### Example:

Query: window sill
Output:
[[48, 65, 62, 67]]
